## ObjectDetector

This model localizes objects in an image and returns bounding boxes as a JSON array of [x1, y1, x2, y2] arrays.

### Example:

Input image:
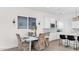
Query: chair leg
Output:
[[72, 42, 77, 51], [74, 42, 78, 51], [68, 41, 70, 47], [66, 40, 69, 47], [73, 46, 77, 50]]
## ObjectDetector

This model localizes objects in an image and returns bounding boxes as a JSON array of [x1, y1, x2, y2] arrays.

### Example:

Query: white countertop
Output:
[[49, 31, 79, 41], [58, 31, 79, 36]]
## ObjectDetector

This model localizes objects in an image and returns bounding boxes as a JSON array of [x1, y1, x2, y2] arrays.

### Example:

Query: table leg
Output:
[[29, 41, 32, 51]]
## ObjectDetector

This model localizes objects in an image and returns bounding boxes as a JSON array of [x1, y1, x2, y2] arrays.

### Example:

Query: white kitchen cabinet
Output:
[[49, 32, 59, 41], [43, 17, 50, 28], [43, 17, 56, 29], [72, 21, 79, 28]]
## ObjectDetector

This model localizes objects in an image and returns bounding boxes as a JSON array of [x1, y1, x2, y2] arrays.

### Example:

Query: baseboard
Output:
[[1, 46, 18, 51], [49, 39, 59, 43]]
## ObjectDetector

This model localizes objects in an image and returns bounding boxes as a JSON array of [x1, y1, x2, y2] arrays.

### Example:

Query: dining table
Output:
[[23, 36, 38, 51]]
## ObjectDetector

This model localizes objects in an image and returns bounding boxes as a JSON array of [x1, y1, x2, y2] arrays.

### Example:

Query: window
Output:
[[18, 16, 27, 29], [28, 17, 36, 29], [18, 16, 36, 29]]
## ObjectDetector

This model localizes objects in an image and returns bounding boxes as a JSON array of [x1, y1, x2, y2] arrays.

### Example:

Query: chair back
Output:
[[67, 35, 75, 41], [38, 33, 46, 50], [16, 34, 21, 41], [28, 32, 34, 36], [16, 33, 29, 50], [60, 35, 66, 39], [77, 36, 79, 41], [39, 33, 45, 38], [16, 33, 22, 49]]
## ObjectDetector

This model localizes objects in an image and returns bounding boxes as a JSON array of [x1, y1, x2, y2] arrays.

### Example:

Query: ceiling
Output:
[[28, 7, 79, 16]]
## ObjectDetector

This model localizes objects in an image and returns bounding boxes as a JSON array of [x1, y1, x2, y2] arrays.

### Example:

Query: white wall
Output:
[[0, 7, 54, 50]]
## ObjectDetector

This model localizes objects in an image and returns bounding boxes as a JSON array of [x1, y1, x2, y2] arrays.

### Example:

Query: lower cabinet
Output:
[[49, 33, 59, 41]]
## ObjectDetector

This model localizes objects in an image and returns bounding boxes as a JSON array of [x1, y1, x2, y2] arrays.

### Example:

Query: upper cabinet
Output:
[[72, 21, 79, 28], [43, 17, 56, 29], [72, 16, 79, 28]]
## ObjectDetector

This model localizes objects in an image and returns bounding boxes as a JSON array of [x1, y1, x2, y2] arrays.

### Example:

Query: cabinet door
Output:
[[72, 21, 79, 28], [49, 33, 59, 41], [44, 17, 50, 28]]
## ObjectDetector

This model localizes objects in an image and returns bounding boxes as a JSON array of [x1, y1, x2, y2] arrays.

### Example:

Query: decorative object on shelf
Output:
[[28, 32, 34, 36], [72, 8, 79, 21], [72, 16, 79, 21]]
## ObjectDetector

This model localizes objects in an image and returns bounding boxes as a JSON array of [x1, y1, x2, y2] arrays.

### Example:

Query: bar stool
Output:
[[60, 35, 68, 47], [76, 36, 79, 50], [67, 35, 77, 50]]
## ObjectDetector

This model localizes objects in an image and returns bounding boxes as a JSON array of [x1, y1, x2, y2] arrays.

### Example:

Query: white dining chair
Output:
[[16, 33, 29, 51]]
